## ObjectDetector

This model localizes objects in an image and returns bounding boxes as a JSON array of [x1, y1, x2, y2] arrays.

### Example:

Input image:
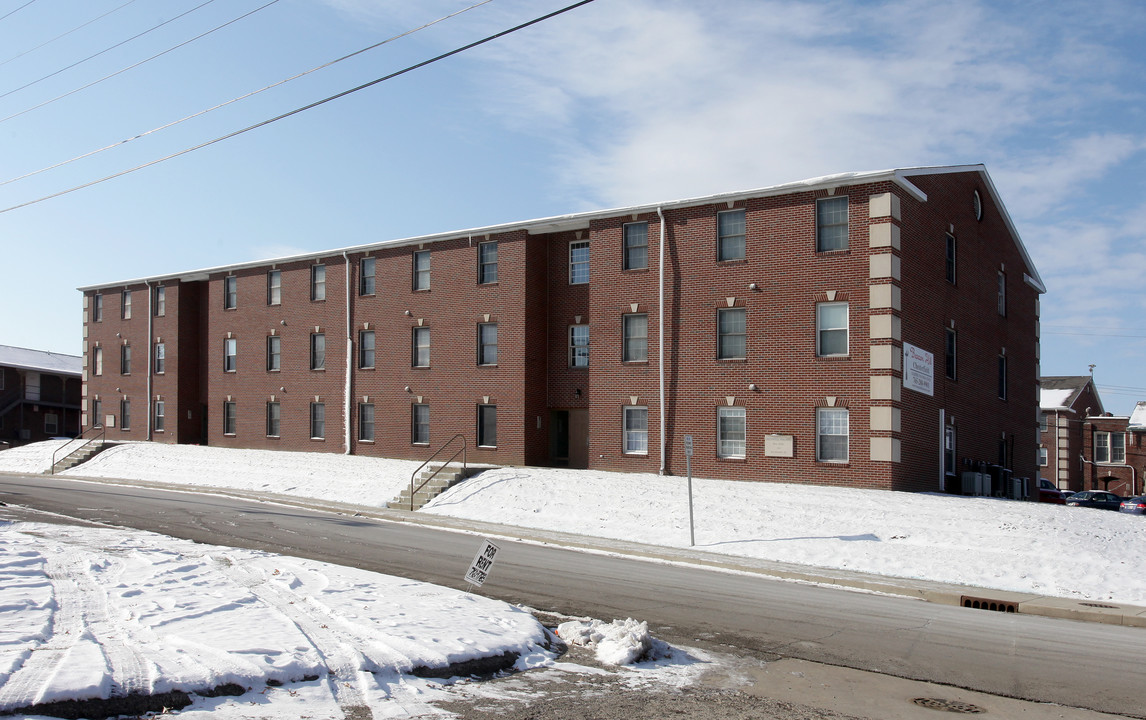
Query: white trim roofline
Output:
[[78, 165, 1043, 293]]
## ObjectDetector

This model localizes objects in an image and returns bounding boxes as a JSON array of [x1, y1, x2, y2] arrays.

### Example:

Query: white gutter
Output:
[[144, 280, 153, 441], [657, 205, 666, 475], [343, 252, 352, 455]]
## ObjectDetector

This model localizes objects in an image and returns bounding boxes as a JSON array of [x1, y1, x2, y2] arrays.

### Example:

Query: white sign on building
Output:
[[903, 342, 934, 396]]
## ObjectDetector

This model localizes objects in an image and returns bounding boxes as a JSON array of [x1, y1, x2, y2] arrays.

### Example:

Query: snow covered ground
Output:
[[2, 439, 1145, 716]]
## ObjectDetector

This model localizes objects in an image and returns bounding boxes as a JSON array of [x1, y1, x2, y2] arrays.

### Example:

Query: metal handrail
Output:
[[409, 434, 467, 510], [51, 427, 106, 474]]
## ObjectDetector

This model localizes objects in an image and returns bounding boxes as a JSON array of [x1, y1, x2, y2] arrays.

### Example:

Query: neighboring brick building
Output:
[[1038, 375, 1105, 495], [78, 165, 1044, 494], [0, 345, 82, 448], [1080, 404, 1146, 498]]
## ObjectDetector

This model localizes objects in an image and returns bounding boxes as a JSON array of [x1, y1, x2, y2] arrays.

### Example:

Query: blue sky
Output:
[[1, 0, 1144, 414]]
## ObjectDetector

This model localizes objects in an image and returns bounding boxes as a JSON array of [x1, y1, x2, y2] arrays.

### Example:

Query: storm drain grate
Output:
[[913, 697, 986, 714], [1079, 602, 1118, 609], [961, 595, 1016, 613]]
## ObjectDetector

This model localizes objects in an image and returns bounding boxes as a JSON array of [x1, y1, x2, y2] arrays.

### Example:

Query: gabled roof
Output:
[[1129, 401, 1146, 432], [0, 345, 82, 377], [78, 165, 1043, 294], [1040, 376, 1104, 414]]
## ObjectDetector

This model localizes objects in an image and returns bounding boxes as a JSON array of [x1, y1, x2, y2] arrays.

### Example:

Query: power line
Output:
[[0, 0, 215, 100], [0, 0, 491, 189], [0, 0, 598, 214], [1042, 331, 1146, 339], [0, 0, 39, 23], [0, 0, 281, 124], [0, 0, 141, 69]]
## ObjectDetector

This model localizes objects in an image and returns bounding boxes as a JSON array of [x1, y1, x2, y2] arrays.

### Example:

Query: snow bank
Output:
[[556, 618, 671, 666]]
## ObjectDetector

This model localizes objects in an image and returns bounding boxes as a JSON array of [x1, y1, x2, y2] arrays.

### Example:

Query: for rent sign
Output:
[[464, 539, 501, 588], [903, 342, 934, 396]]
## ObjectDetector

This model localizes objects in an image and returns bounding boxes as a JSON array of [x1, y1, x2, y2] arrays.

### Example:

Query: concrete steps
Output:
[[48, 442, 108, 474], [388, 464, 478, 511]]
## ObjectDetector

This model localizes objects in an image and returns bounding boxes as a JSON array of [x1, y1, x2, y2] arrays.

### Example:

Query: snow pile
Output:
[[556, 618, 671, 666], [0, 438, 70, 474]]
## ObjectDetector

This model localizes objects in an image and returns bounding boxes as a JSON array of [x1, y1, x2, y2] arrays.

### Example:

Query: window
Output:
[[623, 406, 648, 455], [623, 313, 648, 362], [997, 271, 1006, 316], [945, 328, 956, 380], [718, 209, 746, 261], [816, 407, 849, 462], [154, 343, 165, 374], [718, 308, 746, 360], [359, 330, 375, 369], [92, 399, 102, 428], [93, 346, 103, 376], [570, 325, 589, 367], [718, 406, 746, 459], [266, 401, 281, 437], [223, 338, 237, 372], [93, 293, 103, 322], [816, 302, 848, 356], [223, 276, 237, 309], [44, 413, 58, 435], [120, 344, 131, 375], [121, 399, 132, 430], [360, 257, 376, 296], [945, 234, 956, 284], [478, 404, 497, 447], [816, 196, 848, 251], [1095, 432, 1126, 464], [478, 323, 498, 365], [154, 286, 166, 316], [310, 333, 325, 370], [1038, 447, 1048, 466], [154, 401, 165, 433], [311, 264, 326, 301], [359, 403, 375, 442], [310, 402, 325, 439], [412, 327, 430, 367], [412, 404, 430, 445], [267, 270, 282, 305], [413, 251, 431, 291], [623, 222, 648, 270], [266, 336, 281, 371], [220, 401, 235, 435], [1039, 413, 1048, 433], [997, 354, 1007, 400], [944, 425, 956, 476], [478, 242, 498, 284], [122, 290, 132, 319], [569, 241, 589, 284]]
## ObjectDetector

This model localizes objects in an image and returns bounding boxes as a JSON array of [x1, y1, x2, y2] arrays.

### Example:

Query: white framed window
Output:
[[360, 257, 376, 296], [816, 302, 848, 356], [266, 335, 281, 371], [718, 308, 746, 360], [122, 290, 132, 319], [1038, 447, 1048, 466], [718, 209, 746, 261], [311, 333, 325, 370], [223, 401, 236, 435], [267, 270, 282, 305], [997, 271, 1006, 316], [266, 401, 281, 437], [154, 286, 166, 316], [93, 346, 103, 376], [154, 342, 165, 374], [44, 412, 59, 435], [718, 406, 746, 459], [478, 323, 498, 366], [120, 344, 131, 375], [92, 399, 102, 428], [1095, 432, 1125, 464], [413, 250, 431, 291], [569, 325, 589, 367], [93, 293, 103, 322], [816, 407, 849, 462], [412, 404, 430, 445], [223, 338, 237, 372], [120, 399, 132, 430], [569, 241, 590, 284], [623, 313, 648, 362], [359, 403, 375, 442], [478, 404, 497, 447], [310, 402, 325, 440], [311, 264, 326, 301], [623, 222, 648, 270], [623, 406, 648, 455], [223, 276, 237, 310], [478, 242, 498, 284], [1038, 413, 1048, 433], [359, 330, 375, 369], [816, 196, 848, 252], [412, 327, 430, 367]]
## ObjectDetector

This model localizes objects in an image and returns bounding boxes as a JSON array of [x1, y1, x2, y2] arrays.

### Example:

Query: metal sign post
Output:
[[684, 434, 695, 546], [464, 538, 500, 591]]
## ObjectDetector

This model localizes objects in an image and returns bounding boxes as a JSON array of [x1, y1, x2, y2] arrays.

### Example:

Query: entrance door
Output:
[[568, 409, 589, 469], [549, 411, 569, 466]]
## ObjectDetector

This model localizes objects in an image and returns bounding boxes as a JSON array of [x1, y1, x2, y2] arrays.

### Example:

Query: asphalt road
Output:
[[2, 473, 1143, 717]]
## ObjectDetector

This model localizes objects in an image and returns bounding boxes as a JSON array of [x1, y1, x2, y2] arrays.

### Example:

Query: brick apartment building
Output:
[[0, 345, 82, 448], [1079, 403, 1146, 498], [78, 165, 1044, 494], [1038, 375, 1105, 495]]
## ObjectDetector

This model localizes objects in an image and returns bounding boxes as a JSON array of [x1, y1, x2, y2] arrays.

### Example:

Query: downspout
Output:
[[657, 205, 666, 475], [144, 280, 153, 441], [343, 252, 353, 455]]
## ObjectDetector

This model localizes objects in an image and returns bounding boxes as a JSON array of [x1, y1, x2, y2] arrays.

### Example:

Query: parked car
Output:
[[1065, 491, 1124, 511], [1119, 497, 1146, 515], [1037, 477, 1066, 504]]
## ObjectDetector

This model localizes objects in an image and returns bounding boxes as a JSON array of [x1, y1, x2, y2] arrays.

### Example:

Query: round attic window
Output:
[[973, 190, 983, 221]]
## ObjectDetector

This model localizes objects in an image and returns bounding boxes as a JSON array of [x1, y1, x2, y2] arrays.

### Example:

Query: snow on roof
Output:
[[0, 344, 81, 376], [1040, 388, 1075, 410], [1129, 401, 1146, 431]]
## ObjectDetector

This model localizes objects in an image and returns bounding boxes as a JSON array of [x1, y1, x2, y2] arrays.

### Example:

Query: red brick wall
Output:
[[1082, 416, 1144, 496]]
